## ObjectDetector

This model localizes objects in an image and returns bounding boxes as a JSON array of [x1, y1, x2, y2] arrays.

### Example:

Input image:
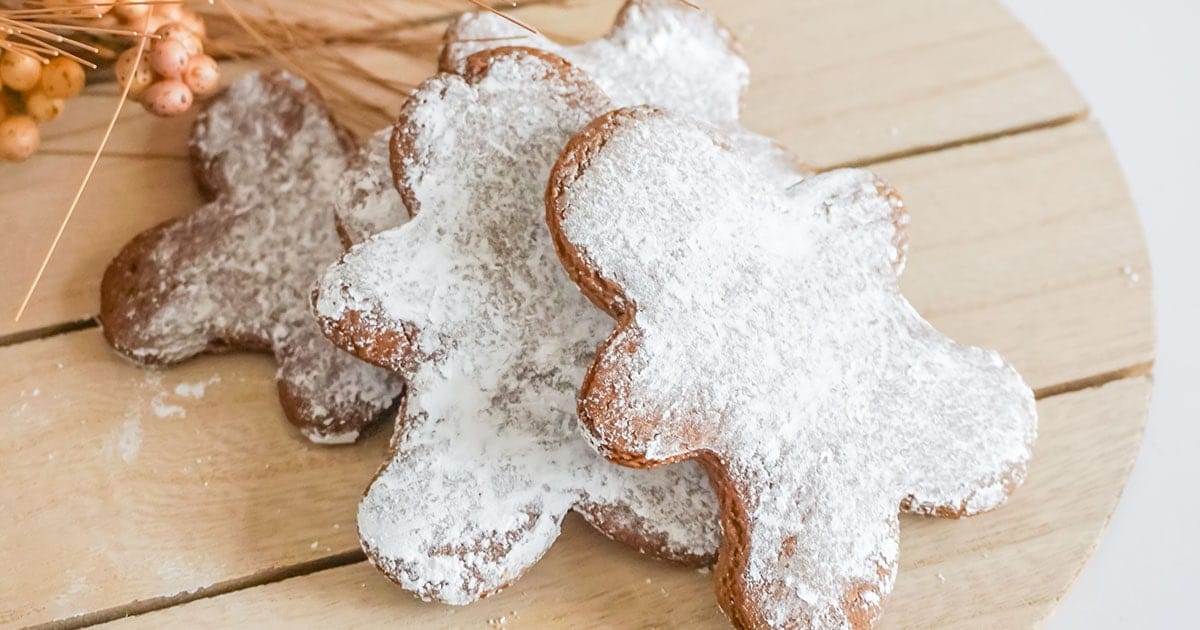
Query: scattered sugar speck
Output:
[[174, 376, 220, 399], [152, 397, 185, 418], [310, 541, 319, 550], [116, 415, 143, 463], [936, 572, 946, 583]]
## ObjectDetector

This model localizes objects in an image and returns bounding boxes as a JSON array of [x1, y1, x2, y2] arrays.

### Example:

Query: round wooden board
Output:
[[0, 0, 1153, 628]]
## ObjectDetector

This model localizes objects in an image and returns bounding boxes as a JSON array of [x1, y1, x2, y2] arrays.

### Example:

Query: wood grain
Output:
[[2, 0, 1085, 337], [0, 331, 391, 629], [96, 378, 1152, 629], [0, 120, 1152, 628]]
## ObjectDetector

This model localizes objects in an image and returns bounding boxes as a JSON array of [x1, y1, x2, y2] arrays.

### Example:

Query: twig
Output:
[[14, 8, 156, 323]]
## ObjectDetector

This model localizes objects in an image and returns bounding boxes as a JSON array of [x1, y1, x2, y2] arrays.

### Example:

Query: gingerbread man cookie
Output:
[[314, 49, 719, 603], [100, 71, 403, 444], [332, 1, 805, 247], [546, 107, 1038, 629]]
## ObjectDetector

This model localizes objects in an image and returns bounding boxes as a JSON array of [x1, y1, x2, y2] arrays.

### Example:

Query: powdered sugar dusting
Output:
[[335, 1, 802, 250], [114, 414, 143, 463], [444, 0, 802, 182], [334, 129, 403, 245], [173, 376, 218, 399], [317, 52, 719, 604], [99, 72, 402, 443], [551, 109, 1037, 628]]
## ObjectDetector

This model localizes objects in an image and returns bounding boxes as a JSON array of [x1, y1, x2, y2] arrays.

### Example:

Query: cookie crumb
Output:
[[1121, 264, 1141, 285]]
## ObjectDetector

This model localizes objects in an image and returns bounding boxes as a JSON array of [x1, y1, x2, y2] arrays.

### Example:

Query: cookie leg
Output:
[[888, 328, 1037, 517], [709, 463, 898, 630], [575, 457, 719, 565], [358, 427, 568, 604], [579, 326, 715, 465], [274, 322, 403, 444]]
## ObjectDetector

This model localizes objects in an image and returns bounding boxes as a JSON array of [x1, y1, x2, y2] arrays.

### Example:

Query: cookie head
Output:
[[319, 46, 610, 372], [547, 107, 1037, 628], [441, 0, 748, 123]]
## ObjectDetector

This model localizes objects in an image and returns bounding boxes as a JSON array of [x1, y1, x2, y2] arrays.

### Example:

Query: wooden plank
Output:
[[0, 120, 1152, 628], [2, 0, 1086, 339], [0, 330, 391, 629], [96, 377, 1152, 629]]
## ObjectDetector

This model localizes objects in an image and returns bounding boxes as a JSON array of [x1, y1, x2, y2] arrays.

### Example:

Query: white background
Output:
[[1001, 1, 1199, 627]]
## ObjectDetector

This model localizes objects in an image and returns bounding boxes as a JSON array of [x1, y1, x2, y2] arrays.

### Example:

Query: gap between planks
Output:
[[827, 111, 1089, 171], [29, 551, 366, 630]]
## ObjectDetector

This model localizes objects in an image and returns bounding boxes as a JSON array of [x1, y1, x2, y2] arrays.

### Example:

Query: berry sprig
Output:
[[115, 18, 219, 116], [0, 2, 219, 163], [1, 51, 87, 162], [107, 2, 219, 117]]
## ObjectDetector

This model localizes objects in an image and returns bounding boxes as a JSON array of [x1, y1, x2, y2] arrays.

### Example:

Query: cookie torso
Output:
[[547, 108, 1037, 628], [316, 51, 720, 604]]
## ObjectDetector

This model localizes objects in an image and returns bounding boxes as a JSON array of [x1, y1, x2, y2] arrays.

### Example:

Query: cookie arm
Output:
[[100, 204, 256, 365], [312, 229, 430, 375], [888, 321, 1037, 517], [593, 0, 747, 122], [274, 321, 403, 444]]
